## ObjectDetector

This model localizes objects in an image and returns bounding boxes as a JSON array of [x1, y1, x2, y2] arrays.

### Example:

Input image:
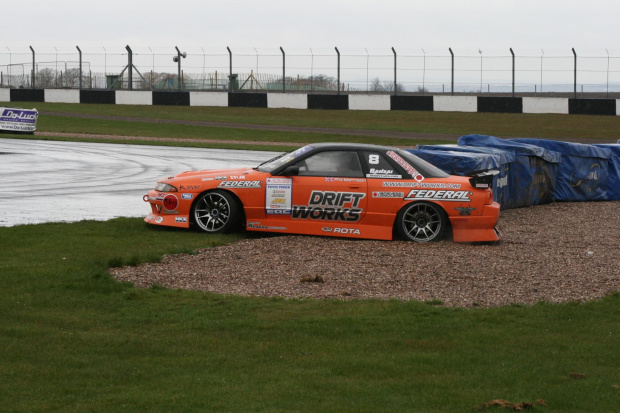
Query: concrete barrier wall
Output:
[[522, 97, 569, 114], [0, 88, 10, 102], [434, 96, 477, 112], [190, 91, 228, 107], [10, 89, 45, 102], [308, 94, 349, 110], [391, 96, 433, 111], [80, 90, 115, 104], [44, 89, 80, 104], [349, 94, 390, 111], [153, 91, 190, 106], [569, 98, 616, 116], [267, 93, 308, 109], [478, 97, 522, 113], [2, 88, 618, 116], [116, 90, 152, 105], [228, 93, 268, 108]]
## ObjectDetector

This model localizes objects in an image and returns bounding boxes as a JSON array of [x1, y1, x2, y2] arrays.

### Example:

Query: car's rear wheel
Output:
[[396, 202, 447, 242], [192, 190, 240, 234]]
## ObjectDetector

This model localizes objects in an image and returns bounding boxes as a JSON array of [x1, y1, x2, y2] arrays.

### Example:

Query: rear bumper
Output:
[[450, 202, 501, 243]]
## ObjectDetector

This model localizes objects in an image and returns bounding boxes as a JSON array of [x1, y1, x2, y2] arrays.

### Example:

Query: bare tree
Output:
[[35, 68, 57, 88], [369, 77, 385, 92], [382, 80, 406, 93]]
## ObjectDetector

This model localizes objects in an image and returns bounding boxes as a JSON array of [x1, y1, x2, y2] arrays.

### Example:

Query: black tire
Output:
[[192, 190, 241, 234], [396, 202, 447, 242]]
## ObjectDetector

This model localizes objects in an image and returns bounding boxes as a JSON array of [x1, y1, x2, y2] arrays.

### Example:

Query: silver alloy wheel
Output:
[[193, 191, 233, 233], [399, 202, 445, 242]]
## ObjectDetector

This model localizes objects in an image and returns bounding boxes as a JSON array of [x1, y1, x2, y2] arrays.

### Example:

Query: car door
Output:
[[267, 150, 368, 225]]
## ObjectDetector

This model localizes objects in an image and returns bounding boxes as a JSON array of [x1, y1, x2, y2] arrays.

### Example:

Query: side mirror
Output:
[[280, 166, 300, 176]]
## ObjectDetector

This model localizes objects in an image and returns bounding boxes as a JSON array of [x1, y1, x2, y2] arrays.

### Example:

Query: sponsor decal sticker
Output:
[[163, 194, 179, 210], [404, 189, 472, 202], [372, 191, 404, 198], [218, 180, 262, 188], [266, 178, 293, 215], [455, 206, 477, 216], [175, 217, 188, 223], [247, 222, 287, 230], [386, 150, 424, 181], [179, 184, 200, 190], [181, 193, 194, 200], [335, 228, 360, 235], [367, 174, 402, 179], [155, 217, 164, 224], [292, 191, 365, 222], [321, 227, 361, 235], [383, 181, 461, 188]]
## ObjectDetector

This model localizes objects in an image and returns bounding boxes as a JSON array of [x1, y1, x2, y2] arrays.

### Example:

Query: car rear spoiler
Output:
[[467, 170, 499, 189]]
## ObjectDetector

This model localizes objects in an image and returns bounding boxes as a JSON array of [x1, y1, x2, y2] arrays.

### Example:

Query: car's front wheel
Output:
[[396, 202, 447, 242], [192, 190, 240, 233]]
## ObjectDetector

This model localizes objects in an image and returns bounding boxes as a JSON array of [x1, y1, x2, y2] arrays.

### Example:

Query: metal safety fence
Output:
[[1, 46, 619, 97]]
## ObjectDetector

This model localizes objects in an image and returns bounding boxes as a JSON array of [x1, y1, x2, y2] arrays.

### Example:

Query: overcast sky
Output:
[[2, 0, 619, 54]]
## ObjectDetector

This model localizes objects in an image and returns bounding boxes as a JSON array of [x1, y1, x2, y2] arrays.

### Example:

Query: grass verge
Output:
[[2, 101, 619, 150]]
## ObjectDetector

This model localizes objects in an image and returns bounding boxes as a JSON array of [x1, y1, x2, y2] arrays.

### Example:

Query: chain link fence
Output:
[[1, 46, 619, 97]]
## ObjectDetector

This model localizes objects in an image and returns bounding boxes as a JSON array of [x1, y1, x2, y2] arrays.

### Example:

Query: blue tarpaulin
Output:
[[457, 135, 561, 208], [512, 138, 611, 202], [593, 144, 620, 201], [415, 144, 515, 209]]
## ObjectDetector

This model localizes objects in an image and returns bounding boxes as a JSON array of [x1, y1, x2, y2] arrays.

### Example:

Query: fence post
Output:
[[392, 47, 397, 95], [126, 45, 133, 90], [510, 47, 515, 97], [572, 48, 577, 99], [280, 47, 285, 93], [227, 46, 232, 92], [29, 46, 35, 88], [76, 45, 82, 89], [335, 47, 340, 95], [449, 47, 454, 95]]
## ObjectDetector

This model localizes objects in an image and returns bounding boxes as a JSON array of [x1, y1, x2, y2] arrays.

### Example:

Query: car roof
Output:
[[309, 142, 400, 152]]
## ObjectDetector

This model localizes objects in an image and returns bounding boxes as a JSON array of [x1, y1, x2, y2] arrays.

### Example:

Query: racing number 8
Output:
[[368, 154, 380, 165]]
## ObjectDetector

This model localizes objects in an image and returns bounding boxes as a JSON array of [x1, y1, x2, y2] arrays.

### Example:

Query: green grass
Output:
[[1, 219, 619, 412], [2, 102, 619, 150]]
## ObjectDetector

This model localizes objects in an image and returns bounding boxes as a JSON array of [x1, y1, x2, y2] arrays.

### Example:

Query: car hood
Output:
[[172, 167, 255, 180]]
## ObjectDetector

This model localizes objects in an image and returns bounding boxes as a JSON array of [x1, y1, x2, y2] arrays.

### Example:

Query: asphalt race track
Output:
[[0, 138, 277, 227]]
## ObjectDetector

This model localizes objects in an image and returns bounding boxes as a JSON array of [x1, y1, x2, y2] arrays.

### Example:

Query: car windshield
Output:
[[257, 145, 314, 172]]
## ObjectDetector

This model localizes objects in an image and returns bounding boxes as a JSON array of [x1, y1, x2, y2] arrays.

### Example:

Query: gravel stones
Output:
[[111, 202, 620, 308]]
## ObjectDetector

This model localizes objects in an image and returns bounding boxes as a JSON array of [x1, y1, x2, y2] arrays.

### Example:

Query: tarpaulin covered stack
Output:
[[592, 143, 620, 201], [511, 138, 612, 202], [457, 135, 561, 209]]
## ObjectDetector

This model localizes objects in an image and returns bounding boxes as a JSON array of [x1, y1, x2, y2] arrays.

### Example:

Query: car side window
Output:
[[362, 151, 403, 178], [294, 151, 364, 177]]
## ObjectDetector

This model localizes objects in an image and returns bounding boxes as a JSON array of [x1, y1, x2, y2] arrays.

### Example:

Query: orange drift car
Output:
[[144, 143, 501, 242]]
